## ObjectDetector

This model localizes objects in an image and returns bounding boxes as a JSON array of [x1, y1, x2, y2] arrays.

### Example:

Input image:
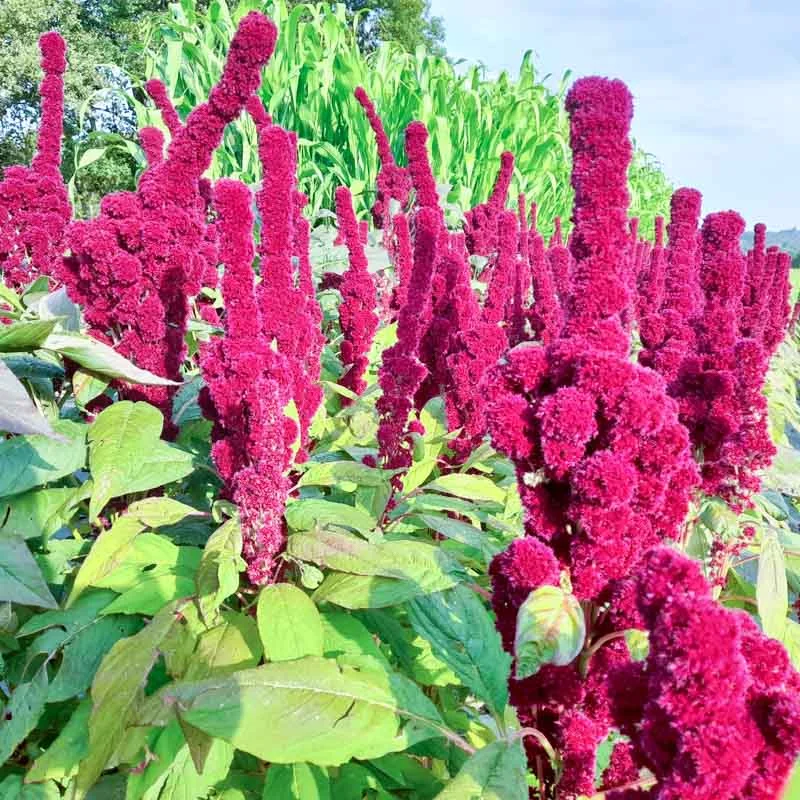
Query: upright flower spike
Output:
[[0, 32, 71, 289], [763, 249, 792, 354], [334, 186, 378, 400], [563, 77, 634, 353], [638, 187, 703, 383], [144, 78, 183, 137], [389, 211, 413, 310], [741, 223, 767, 338], [546, 216, 572, 303], [483, 209, 518, 326], [404, 122, 441, 213], [527, 227, 563, 344], [139, 127, 165, 168], [464, 151, 515, 255], [252, 114, 323, 454], [60, 12, 277, 432], [354, 86, 410, 228], [200, 179, 294, 585], [377, 207, 439, 470], [636, 216, 666, 319]]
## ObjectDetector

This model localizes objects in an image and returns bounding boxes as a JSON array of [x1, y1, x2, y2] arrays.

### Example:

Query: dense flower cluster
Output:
[[334, 186, 378, 399], [60, 13, 278, 430], [607, 547, 800, 800], [199, 180, 294, 585], [0, 33, 71, 290], [251, 108, 324, 453], [464, 151, 515, 256]]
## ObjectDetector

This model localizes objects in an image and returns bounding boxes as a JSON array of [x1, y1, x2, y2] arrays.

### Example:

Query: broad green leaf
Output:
[[320, 610, 386, 662], [0, 319, 58, 352], [757, 529, 789, 639], [426, 474, 506, 505], [0, 359, 59, 438], [27, 699, 91, 782], [0, 776, 60, 800], [1, 487, 78, 541], [196, 518, 243, 624], [297, 461, 392, 488], [126, 719, 233, 800], [43, 333, 179, 385], [407, 585, 510, 713], [416, 513, 499, 558], [34, 286, 81, 331], [72, 369, 109, 408], [0, 535, 58, 608], [288, 529, 464, 590], [285, 499, 377, 534], [263, 763, 331, 800], [49, 615, 142, 702], [782, 619, 800, 671], [18, 589, 116, 637], [100, 573, 196, 615], [514, 585, 585, 679], [0, 665, 49, 764], [184, 611, 262, 681], [313, 573, 425, 609], [87, 402, 194, 520], [257, 584, 324, 662], [146, 656, 444, 766], [434, 739, 528, 800], [72, 602, 180, 799], [67, 516, 145, 607], [0, 419, 86, 498], [126, 497, 202, 529]]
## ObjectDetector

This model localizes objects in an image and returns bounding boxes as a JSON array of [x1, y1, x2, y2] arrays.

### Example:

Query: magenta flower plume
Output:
[[0, 32, 71, 289], [527, 227, 563, 344], [606, 547, 800, 800], [144, 78, 183, 136], [355, 87, 411, 229], [636, 216, 666, 319], [546, 216, 572, 303], [465, 151, 515, 255], [563, 77, 634, 353], [404, 122, 441, 213], [60, 12, 277, 433], [741, 223, 767, 338], [199, 179, 294, 585], [483, 209, 518, 326], [377, 207, 439, 469], [763, 249, 792, 354], [139, 127, 165, 167], [335, 186, 378, 400], [253, 117, 323, 455]]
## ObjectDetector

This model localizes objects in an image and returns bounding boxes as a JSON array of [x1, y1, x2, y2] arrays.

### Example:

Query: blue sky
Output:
[[429, 0, 800, 230]]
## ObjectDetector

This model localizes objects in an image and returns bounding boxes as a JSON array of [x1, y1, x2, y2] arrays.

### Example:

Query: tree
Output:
[[289, 0, 445, 55], [792, 252, 800, 270]]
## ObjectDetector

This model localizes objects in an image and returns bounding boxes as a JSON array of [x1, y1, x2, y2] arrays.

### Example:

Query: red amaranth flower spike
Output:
[[335, 186, 378, 400], [0, 32, 71, 289], [144, 78, 183, 136], [377, 207, 439, 470], [465, 151, 515, 256], [483, 210, 518, 326], [563, 77, 634, 353], [60, 12, 277, 431], [139, 127, 165, 167], [405, 121, 441, 214], [199, 179, 294, 585], [528, 227, 563, 344], [355, 86, 411, 228]]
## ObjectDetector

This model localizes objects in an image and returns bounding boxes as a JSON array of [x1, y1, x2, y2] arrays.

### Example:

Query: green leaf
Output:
[[263, 763, 331, 800], [0, 535, 58, 608], [196, 518, 243, 624], [0, 319, 58, 352], [0, 776, 60, 800], [184, 610, 262, 681], [67, 516, 145, 607], [0, 419, 86, 498], [1, 487, 79, 541], [285, 499, 377, 534], [27, 699, 91, 782], [100, 573, 196, 616], [72, 602, 180, 800], [146, 656, 444, 766], [514, 585, 586, 679], [0, 359, 60, 438], [297, 461, 392, 489], [407, 585, 510, 713], [43, 333, 179, 385], [126, 497, 203, 529], [72, 369, 110, 408], [87, 402, 194, 520], [416, 513, 499, 558], [320, 610, 386, 662], [48, 614, 143, 702], [426, 474, 506, 505], [0, 664, 49, 764], [257, 584, 324, 662], [313, 574, 427, 609], [434, 739, 528, 800], [758, 529, 789, 639], [288, 529, 464, 590]]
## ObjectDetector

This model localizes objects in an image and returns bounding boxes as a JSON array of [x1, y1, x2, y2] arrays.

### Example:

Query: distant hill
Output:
[[741, 228, 800, 255]]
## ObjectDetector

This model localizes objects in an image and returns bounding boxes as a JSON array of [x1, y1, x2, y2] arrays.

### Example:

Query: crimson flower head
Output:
[[0, 32, 71, 290]]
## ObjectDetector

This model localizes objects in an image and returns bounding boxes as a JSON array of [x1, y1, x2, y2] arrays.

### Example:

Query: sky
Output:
[[429, 0, 800, 230]]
